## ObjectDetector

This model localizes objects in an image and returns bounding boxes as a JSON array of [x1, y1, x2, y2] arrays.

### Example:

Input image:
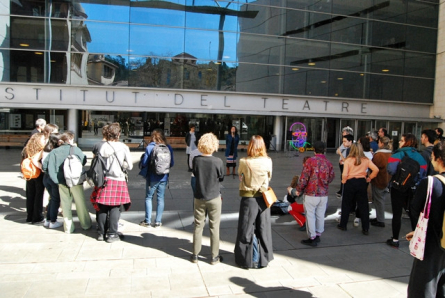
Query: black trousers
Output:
[[234, 197, 274, 268], [25, 173, 44, 223], [340, 178, 369, 231], [390, 187, 416, 239], [98, 204, 120, 236]]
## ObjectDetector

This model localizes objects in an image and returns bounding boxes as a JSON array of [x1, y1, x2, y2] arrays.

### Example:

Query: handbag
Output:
[[409, 176, 433, 261], [262, 187, 277, 208]]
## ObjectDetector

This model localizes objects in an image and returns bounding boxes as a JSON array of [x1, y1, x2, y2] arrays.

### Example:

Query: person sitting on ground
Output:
[[286, 156, 310, 231]]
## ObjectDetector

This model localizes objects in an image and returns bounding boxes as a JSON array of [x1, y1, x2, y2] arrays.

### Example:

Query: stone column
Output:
[[272, 116, 284, 151], [432, 2, 445, 128], [67, 109, 79, 141]]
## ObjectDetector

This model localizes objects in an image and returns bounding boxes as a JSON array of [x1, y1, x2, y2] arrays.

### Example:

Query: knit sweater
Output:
[[192, 155, 224, 200]]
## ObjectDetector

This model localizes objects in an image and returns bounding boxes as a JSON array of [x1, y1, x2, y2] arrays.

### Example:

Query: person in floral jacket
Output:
[[295, 141, 335, 247]]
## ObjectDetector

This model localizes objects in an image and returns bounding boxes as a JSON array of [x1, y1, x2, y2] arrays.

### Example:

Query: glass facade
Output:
[[0, 0, 438, 102]]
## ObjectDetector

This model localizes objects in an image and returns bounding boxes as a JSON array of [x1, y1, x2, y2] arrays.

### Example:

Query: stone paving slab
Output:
[[0, 148, 416, 297]]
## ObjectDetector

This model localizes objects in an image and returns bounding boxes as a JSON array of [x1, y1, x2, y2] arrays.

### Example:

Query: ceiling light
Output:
[[50, 60, 56, 62], [337, 77, 343, 80], [292, 68, 299, 71], [382, 69, 390, 72], [35, 52, 43, 55], [335, 93, 339, 96], [308, 62, 316, 66], [360, 73, 364, 76], [321, 80, 326, 83], [20, 43, 29, 47]]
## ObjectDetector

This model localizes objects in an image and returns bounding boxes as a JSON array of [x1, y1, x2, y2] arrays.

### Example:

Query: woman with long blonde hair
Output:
[[338, 143, 379, 235], [234, 135, 273, 269]]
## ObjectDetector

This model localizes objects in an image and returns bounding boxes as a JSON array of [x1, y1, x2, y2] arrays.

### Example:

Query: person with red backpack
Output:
[[386, 133, 427, 248]]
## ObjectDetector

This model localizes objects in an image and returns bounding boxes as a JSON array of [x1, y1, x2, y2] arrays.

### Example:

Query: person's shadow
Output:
[[230, 277, 314, 297], [123, 232, 237, 267]]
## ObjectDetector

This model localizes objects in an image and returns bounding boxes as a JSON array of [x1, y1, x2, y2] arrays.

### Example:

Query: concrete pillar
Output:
[[432, 2, 445, 128], [67, 109, 78, 141], [273, 116, 284, 151]]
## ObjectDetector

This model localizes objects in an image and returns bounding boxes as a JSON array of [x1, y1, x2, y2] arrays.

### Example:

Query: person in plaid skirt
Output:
[[94, 123, 132, 243]]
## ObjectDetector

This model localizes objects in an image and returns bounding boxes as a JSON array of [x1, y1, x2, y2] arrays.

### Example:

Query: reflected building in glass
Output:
[[0, 0, 442, 150]]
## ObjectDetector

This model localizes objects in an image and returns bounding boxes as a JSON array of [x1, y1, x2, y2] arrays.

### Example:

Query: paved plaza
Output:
[[0, 147, 414, 298]]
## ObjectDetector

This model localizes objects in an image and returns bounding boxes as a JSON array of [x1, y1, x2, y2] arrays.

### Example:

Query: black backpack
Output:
[[87, 143, 110, 188], [391, 151, 420, 192], [150, 144, 171, 175]]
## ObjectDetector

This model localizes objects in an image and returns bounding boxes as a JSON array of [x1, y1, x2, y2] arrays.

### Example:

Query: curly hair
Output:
[[106, 123, 121, 141], [198, 133, 219, 154], [25, 133, 45, 157]]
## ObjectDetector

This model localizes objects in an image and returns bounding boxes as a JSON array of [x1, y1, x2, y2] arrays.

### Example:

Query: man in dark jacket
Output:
[[420, 129, 437, 175]]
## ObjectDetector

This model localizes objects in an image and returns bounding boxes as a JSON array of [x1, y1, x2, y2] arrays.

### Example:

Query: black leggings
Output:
[[390, 187, 416, 240]]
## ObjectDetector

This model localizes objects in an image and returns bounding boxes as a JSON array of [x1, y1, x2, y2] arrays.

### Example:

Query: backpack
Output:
[[64, 146, 85, 187], [391, 151, 420, 192], [150, 144, 171, 175], [21, 153, 41, 180], [86, 143, 109, 188], [138, 152, 148, 178]]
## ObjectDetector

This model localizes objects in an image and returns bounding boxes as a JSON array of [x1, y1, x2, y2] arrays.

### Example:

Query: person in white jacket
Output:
[[94, 123, 133, 243]]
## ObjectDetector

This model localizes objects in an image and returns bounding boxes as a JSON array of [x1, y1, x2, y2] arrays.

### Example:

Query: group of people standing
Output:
[[332, 126, 445, 297], [186, 125, 274, 268], [23, 119, 133, 243]]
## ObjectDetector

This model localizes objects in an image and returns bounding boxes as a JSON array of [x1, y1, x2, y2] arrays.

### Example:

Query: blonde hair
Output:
[[151, 128, 167, 144], [247, 135, 267, 157], [198, 133, 219, 155], [347, 143, 366, 166], [378, 136, 391, 149]]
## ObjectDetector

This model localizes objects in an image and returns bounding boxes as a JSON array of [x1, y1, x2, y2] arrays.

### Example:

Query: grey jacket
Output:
[[98, 141, 133, 181]]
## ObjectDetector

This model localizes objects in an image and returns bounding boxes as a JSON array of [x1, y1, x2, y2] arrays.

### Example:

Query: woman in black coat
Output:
[[407, 140, 445, 297]]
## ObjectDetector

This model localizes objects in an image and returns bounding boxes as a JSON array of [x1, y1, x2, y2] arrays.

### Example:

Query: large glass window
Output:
[[0, 0, 437, 103]]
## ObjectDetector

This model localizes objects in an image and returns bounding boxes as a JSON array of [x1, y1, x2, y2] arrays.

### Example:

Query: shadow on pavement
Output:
[[229, 277, 313, 297]]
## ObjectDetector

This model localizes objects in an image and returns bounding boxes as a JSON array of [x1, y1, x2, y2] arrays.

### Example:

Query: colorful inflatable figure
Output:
[[289, 122, 312, 152]]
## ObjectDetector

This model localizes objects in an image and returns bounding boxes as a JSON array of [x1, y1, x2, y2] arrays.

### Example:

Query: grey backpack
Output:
[[64, 146, 85, 187], [150, 144, 171, 175]]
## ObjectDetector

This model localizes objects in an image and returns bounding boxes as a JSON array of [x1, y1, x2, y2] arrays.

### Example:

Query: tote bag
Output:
[[409, 176, 433, 261]]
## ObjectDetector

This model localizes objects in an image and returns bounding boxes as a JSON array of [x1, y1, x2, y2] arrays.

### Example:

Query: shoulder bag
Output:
[[409, 176, 433, 261]]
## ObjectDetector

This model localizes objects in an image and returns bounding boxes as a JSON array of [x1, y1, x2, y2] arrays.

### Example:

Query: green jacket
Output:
[[42, 144, 86, 186]]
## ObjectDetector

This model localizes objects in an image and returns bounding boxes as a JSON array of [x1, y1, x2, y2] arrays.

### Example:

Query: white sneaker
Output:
[[353, 218, 360, 227], [43, 219, 50, 227], [49, 221, 63, 229]]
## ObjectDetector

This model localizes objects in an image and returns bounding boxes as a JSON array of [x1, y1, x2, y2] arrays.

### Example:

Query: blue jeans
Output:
[[145, 180, 166, 224], [43, 174, 60, 222]]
